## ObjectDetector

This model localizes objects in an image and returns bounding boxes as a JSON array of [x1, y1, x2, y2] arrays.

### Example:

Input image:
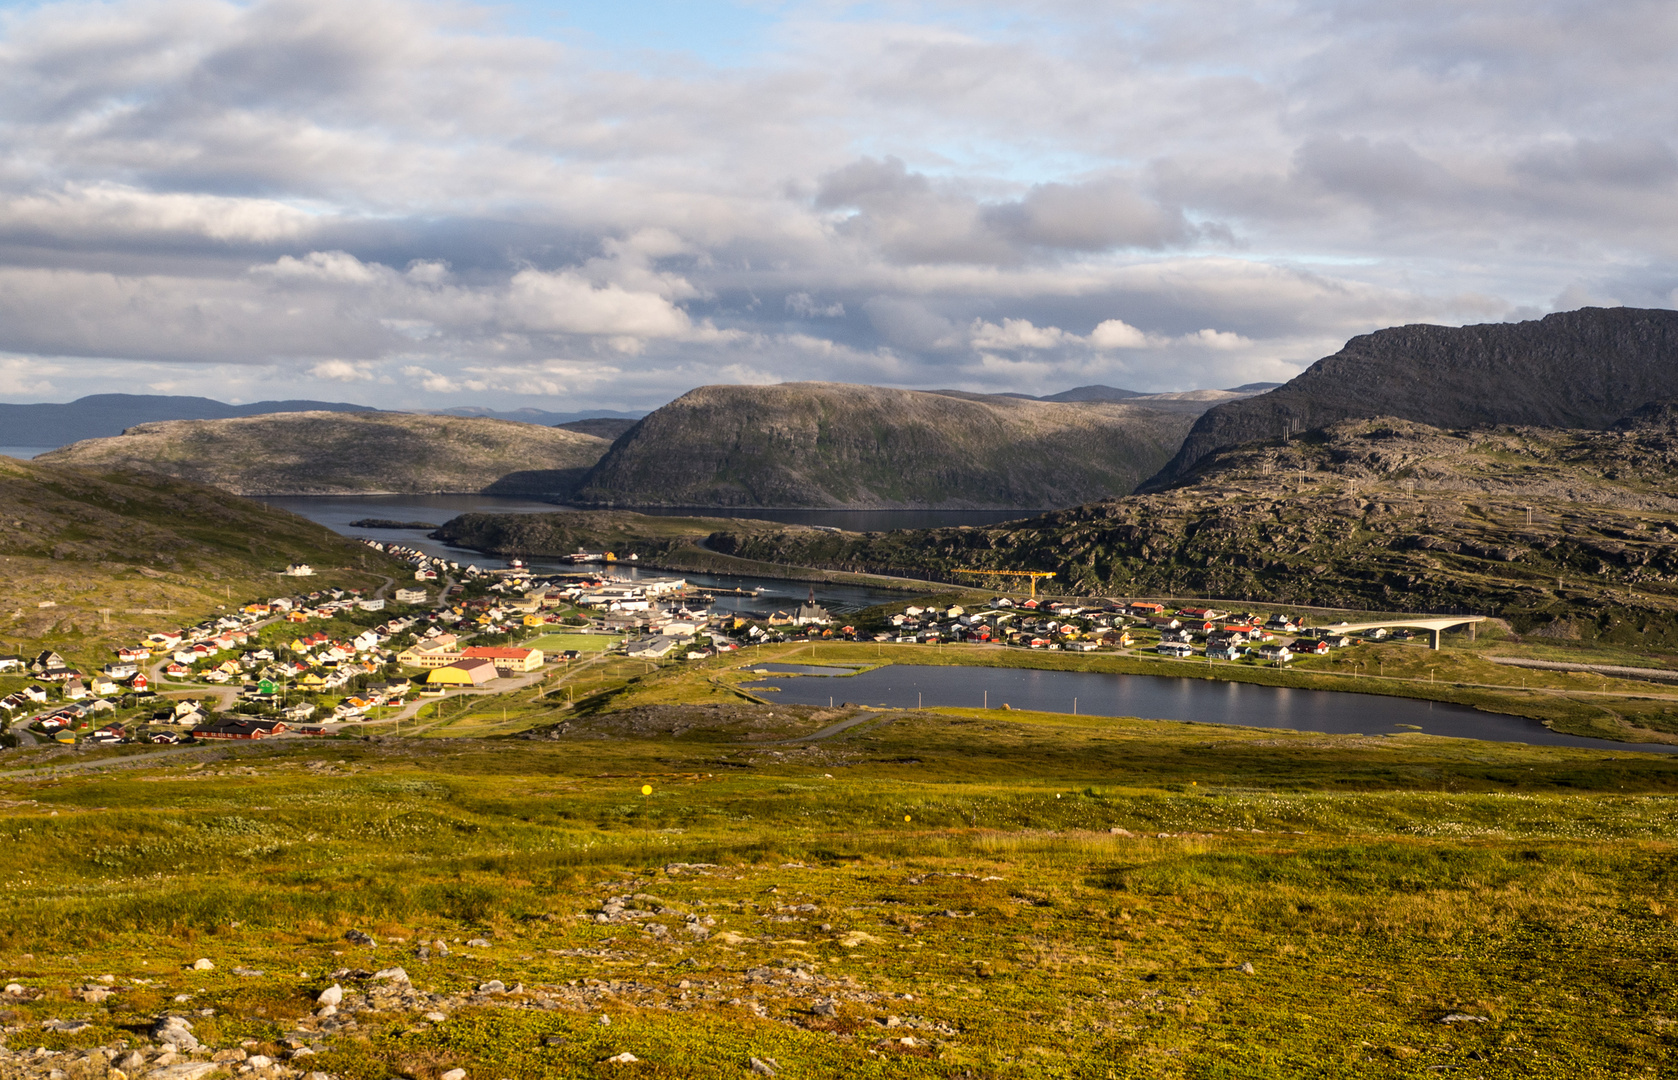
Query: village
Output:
[[0, 531, 1452, 749]]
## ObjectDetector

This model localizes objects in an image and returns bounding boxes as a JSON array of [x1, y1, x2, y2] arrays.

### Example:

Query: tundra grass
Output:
[[1, 707, 1677, 1077]]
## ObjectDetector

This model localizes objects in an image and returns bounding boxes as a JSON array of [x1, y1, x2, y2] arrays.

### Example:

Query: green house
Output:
[[256, 678, 279, 696]]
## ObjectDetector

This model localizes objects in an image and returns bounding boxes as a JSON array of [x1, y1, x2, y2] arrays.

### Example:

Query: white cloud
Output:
[[308, 359, 374, 381], [969, 318, 1069, 350], [1089, 319, 1149, 349]]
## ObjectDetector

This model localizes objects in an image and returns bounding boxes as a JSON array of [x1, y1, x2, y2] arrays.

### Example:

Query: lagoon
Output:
[[746, 662, 1678, 754]]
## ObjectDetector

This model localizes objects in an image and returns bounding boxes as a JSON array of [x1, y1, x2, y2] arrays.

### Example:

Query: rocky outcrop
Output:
[[1142, 307, 1678, 491]]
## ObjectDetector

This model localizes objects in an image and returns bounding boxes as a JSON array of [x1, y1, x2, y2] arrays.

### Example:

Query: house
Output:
[[426, 658, 500, 686], [1128, 602, 1166, 617], [1205, 641, 1243, 661], [192, 717, 289, 740], [625, 636, 678, 660], [31, 650, 66, 673], [150, 731, 182, 744], [397, 644, 463, 669], [284, 564, 315, 577], [0, 655, 20, 673], [1155, 642, 1194, 658], [394, 587, 428, 605], [462, 646, 544, 672], [1257, 644, 1294, 663], [358, 598, 386, 612], [1293, 639, 1332, 656], [129, 673, 150, 691]]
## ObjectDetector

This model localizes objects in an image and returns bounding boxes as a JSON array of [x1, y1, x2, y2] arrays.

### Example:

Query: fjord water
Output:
[[747, 663, 1678, 754], [258, 493, 922, 614]]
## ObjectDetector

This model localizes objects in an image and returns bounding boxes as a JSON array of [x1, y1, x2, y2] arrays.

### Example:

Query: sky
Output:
[[0, 0, 1674, 412]]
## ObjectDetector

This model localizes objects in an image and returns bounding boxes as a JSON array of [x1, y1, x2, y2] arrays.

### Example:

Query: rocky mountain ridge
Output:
[[1143, 307, 1678, 490]]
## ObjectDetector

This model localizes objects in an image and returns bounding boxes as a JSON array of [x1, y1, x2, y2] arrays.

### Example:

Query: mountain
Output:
[[1018, 385, 1146, 402], [433, 405, 647, 425], [0, 455, 402, 652], [0, 393, 378, 448], [706, 412, 1678, 650], [556, 418, 640, 441], [37, 412, 611, 497], [1141, 307, 1678, 491], [568, 381, 1206, 509]]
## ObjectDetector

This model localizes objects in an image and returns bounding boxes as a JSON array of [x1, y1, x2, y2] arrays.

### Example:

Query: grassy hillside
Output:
[[571, 382, 1200, 509], [3, 655, 1677, 1077], [711, 416, 1678, 649], [0, 455, 402, 662], [38, 412, 611, 497]]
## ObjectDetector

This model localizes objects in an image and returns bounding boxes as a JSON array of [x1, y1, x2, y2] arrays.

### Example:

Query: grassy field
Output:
[[522, 633, 626, 655], [3, 646, 1678, 1077]]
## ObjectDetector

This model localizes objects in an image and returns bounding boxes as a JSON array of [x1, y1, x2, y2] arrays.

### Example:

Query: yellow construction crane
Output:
[[954, 568, 1056, 599]]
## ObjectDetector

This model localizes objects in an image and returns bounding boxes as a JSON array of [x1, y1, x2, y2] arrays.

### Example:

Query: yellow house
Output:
[[522, 614, 546, 627], [298, 673, 327, 689], [426, 658, 499, 686]]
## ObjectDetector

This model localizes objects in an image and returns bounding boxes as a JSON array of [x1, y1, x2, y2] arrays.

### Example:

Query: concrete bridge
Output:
[[1312, 615, 1487, 650]]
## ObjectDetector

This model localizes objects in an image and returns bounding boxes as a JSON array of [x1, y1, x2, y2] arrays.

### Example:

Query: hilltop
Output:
[[0, 456, 400, 656], [571, 381, 1206, 509], [37, 412, 611, 497], [1144, 306, 1678, 489], [708, 412, 1678, 649]]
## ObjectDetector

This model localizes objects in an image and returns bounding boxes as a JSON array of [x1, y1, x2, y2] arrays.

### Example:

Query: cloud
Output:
[[0, 0, 1669, 410], [308, 359, 375, 381], [1089, 319, 1148, 349], [785, 292, 845, 318]]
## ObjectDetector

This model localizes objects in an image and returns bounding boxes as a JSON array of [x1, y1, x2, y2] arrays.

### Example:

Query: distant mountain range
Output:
[[998, 383, 1281, 403], [0, 395, 650, 450], [433, 405, 647, 426], [37, 412, 611, 497], [0, 394, 378, 447]]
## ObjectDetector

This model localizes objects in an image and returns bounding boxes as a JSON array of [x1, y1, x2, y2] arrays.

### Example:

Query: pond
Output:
[[744, 662, 1678, 754]]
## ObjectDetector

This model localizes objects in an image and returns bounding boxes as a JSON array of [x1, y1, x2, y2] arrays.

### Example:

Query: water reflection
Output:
[[747, 663, 1678, 754]]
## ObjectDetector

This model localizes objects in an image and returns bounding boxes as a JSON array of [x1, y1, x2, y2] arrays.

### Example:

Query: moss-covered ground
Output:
[[2, 681, 1677, 1077]]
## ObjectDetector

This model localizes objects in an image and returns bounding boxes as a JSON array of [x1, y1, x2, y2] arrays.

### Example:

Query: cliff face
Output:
[[569, 382, 1201, 509], [37, 411, 611, 496], [1142, 307, 1678, 491]]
